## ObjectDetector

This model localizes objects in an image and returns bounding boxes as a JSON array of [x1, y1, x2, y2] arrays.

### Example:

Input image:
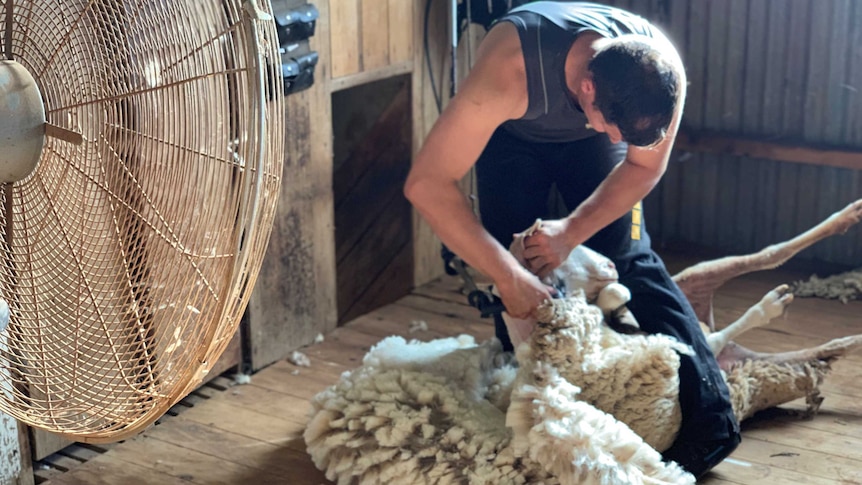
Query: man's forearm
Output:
[[406, 177, 522, 284], [565, 159, 664, 246]]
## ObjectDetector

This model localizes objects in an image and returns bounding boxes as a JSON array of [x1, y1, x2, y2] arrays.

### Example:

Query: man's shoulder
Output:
[[483, 22, 524, 59], [459, 23, 529, 121], [478, 22, 526, 79]]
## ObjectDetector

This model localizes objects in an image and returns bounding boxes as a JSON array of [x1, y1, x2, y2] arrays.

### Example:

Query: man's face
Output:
[[582, 102, 624, 145], [579, 78, 624, 144]]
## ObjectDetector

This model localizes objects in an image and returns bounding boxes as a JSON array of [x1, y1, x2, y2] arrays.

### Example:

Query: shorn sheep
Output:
[[304, 200, 862, 485]]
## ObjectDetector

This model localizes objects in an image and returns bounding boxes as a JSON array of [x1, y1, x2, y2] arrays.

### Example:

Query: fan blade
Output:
[[44, 123, 83, 145]]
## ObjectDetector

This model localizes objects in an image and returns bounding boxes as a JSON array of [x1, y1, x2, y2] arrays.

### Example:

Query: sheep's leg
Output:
[[724, 335, 862, 421], [706, 285, 793, 355], [726, 358, 829, 421], [672, 199, 862, 331], [717, 335, 862, 370]]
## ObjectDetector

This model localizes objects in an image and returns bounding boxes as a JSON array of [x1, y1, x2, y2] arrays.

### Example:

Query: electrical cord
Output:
[[424, 0, 443, 114], [424, 0, 477, 114]]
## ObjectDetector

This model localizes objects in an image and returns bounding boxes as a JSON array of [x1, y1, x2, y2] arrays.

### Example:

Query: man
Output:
[[403, 1, 740, 478]]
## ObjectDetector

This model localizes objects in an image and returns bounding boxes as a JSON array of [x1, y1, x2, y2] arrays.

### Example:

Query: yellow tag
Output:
[[631, 201, 643, 240]]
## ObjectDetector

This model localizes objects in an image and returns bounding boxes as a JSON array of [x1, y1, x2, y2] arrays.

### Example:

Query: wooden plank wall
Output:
[[321, 0, 484, 290], [412, 0, 450, 287], [601, 0, 862, 267], [308, 0, 449, 288], [246, 1, 336, 370], [244, 0, 488, 365], [246, 0, 451, 366], [329, 0, 415, 81]]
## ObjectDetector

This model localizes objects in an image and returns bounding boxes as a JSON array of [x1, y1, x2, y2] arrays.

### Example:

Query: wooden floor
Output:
[[38, 256, 862, 485]]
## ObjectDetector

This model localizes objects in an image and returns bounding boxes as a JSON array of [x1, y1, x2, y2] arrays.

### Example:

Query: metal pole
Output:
[[450, 0, 458, 97], [465, 0, 473, 70]]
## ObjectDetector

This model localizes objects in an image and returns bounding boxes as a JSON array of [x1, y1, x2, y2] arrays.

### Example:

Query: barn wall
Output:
[[601, 0, 862, 267], [247, 0, 337, 370], [246, 0, 453, 369], [328, 0, 414, 82]]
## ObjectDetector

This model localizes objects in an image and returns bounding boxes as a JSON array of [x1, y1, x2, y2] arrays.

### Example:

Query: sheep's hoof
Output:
[[761, 284, 794, 320], [608, 307, 641, 334]]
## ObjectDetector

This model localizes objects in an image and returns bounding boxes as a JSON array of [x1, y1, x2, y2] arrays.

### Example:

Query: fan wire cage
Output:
[[0, 0, 285, 442]]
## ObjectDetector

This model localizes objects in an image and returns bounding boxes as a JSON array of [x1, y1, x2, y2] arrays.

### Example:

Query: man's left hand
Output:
[[521, 218, 575, 278]]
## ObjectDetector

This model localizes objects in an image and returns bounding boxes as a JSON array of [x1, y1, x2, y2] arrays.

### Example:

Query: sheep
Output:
[[304, 295, 862, 484], [304, 327, 694, 485], [500, 219, 640, 349], [673, 198, 862, 421], [303, 199, 862, 484], [504, 218, 791, 359], [304, 294, 861, 484]]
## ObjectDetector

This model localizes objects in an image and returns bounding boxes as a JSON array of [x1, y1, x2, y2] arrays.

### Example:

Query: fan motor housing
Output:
[[0, 60, 46, 183]]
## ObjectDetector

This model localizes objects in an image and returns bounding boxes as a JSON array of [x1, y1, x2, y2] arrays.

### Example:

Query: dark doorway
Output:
[[332, 75, 413, 325]]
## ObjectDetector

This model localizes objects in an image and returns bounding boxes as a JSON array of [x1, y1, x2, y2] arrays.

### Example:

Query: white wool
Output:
[[304, 294, 698, 484], [233, 373, 252, 385], [304, 364, 551, 484], [529, 296, 689, 452], [509, 363, 694, 485], [362, 334, 477, 369], [362, 335, 514, 405], [408, 319, 429, 333], [289, 350, 311, 367]]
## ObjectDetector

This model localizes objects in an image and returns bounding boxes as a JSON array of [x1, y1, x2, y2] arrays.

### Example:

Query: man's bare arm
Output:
[[566, 58, 687, 249], [404, 23, 554, 318], [525, 37, 687, 277]]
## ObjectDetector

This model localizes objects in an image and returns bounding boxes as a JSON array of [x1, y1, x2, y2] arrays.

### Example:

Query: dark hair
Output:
[[588, 37, 680, 147]]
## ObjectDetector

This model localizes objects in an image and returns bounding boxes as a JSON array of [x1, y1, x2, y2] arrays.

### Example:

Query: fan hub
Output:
[[0, 60, 45, 183]]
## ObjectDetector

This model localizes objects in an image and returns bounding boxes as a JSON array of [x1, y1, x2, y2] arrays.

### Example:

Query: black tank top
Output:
[[498, 2, 660, 143]]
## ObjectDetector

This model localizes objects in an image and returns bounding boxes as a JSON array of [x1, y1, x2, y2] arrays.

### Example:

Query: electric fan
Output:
[[0, 0, 285, 442]]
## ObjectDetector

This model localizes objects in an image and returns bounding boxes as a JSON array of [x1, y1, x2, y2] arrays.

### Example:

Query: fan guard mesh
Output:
[[0, 0, 284, 441]]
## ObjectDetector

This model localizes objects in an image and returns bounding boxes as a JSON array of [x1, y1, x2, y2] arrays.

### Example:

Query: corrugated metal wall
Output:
[[601, 0, 862, 267]]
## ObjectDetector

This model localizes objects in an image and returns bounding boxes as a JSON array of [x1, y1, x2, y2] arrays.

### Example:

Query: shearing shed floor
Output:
[[36, 253, 862, 485]]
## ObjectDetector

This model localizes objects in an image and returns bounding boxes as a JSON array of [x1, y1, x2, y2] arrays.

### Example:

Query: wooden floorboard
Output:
[[41, 256, 862, 485]]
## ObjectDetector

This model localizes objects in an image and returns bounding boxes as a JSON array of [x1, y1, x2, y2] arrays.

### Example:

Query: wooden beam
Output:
[[0, 411, 26, 485], [675, 130, 862, 171], [360, 0, 390, 71], [329, 0, 360, 78], [387, 0, 413, 64], [330, 60, 412, 92]]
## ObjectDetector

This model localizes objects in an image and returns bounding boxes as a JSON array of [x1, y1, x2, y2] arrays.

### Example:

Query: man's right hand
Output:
[[495, 266, 557, 320]]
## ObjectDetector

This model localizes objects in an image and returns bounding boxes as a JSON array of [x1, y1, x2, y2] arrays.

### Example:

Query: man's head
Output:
[[581, 35, 683, 147]]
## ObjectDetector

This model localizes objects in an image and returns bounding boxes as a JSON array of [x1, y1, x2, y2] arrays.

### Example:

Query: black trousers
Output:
[[476, 126, 739, 444]]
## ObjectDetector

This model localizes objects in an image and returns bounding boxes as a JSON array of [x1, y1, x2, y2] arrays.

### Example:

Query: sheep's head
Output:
[[510, 219, 619, 301], [551, 245, 619, 301]]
